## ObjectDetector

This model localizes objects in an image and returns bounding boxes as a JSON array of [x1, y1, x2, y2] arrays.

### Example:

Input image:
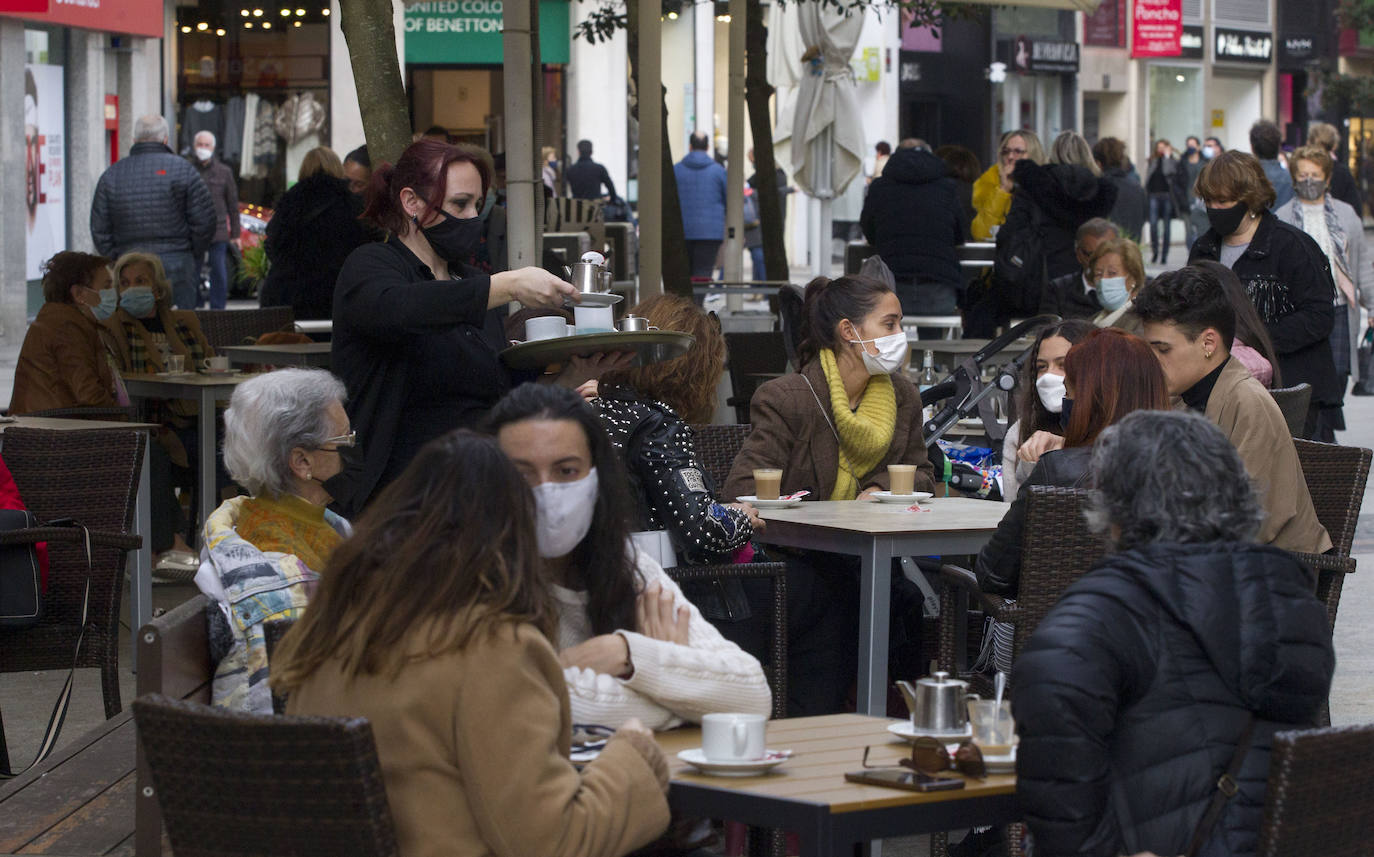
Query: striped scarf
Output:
[[819, 348, 896, 500], [120, 311, 207, 373]]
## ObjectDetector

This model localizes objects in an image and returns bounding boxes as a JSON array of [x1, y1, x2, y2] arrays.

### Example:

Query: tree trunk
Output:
[[626, 0, 692, 297], [338, 0, 411, 167], [745, 0, 789, 282]]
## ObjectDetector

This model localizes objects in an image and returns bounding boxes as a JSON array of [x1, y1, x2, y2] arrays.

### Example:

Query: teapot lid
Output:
[[919, 670, 967, 688]]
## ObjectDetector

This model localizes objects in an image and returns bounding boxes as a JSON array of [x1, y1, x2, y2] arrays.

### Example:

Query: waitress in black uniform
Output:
[[331, 139, 606, 516]]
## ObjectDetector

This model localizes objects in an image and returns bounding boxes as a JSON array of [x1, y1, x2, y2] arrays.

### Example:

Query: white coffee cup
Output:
[[573, 306, 615, 333], [525, 316, 568, 341], [200, 355, 231, 373], [700, 712, 767, 762]]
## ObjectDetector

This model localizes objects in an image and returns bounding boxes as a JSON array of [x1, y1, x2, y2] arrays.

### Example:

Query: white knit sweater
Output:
[[554, 549, 774, 730]]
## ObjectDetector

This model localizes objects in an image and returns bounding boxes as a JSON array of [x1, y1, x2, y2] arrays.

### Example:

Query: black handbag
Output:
[[0, 508, 42, 628]]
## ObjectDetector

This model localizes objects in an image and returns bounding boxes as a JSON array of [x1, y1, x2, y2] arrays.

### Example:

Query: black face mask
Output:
[[1059, 396, 1075, 431], [418, 209, 484, 264], [1207, 201, 1249, 237], [312, 445, 364, 502]]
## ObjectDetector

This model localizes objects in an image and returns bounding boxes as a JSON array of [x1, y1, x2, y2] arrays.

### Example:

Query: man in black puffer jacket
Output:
[[860, 144, 967, 317], [1013, 410, 1334, 857], [91, 114, 216, 309]]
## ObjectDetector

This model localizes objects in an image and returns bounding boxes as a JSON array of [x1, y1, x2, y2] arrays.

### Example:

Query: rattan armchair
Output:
[[133, 693, 399, 857], [1268, 384, 1312, 439], [1290, 439, 1371, 629], [1257, 724, 1374, 857], [193, 306, 295, 350], [691, 423, 752, 492]]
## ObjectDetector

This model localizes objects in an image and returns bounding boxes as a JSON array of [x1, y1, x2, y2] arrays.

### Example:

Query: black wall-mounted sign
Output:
[[1180, 24, 1204, 59], [1215, 27, 1273, 64]]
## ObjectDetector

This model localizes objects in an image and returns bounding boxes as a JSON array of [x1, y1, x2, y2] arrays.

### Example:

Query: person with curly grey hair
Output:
[[193, 368, 354, 713], [1012, 410, 1334, 857]]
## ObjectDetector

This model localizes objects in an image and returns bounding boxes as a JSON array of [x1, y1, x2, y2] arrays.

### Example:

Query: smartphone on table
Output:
[[844, 768, 965, 792]]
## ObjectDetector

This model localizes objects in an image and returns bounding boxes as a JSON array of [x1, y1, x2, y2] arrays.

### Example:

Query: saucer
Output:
[[155, 371, 194, 378], [872, 491, 934, 504], [677, 748, 791, 777], [736, 495, 804, 510], [887, 720, 974, 742], [565, 292, 624, 308]]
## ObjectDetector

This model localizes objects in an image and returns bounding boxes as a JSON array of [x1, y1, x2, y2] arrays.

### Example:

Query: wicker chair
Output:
[[665, 562, 787, 721], [133, 693, 399, 857], [1290, 439, 1371, 630], [1257, 724, 1374, 857], [193, 306, 295, 350], [263, 618, 296, 715], [0, 429, 144, 770], [1268, 384, 1312, 439], [936, 486, 1106, 696], [691, 423, 752, 492], [723, 332, 788, 423]]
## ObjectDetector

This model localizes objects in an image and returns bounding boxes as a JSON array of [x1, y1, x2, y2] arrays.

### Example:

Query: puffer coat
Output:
[[90, 141, 216, 259], [1012, 542, 1334, 857]]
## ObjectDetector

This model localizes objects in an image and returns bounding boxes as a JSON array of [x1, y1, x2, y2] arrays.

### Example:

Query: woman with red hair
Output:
[[975, 328, 1171, 597]]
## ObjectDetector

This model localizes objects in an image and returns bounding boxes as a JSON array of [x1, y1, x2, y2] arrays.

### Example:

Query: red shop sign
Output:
[[0, 0, 163, 39], [1132, 0, 1183, 58]]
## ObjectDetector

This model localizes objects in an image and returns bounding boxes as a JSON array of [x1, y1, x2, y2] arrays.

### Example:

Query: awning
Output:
[[953, 0, 1102, 11]]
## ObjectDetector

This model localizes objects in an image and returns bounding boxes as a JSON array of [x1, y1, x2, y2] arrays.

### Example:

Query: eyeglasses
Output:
[[862, 737, 986, 779], [1000, 147, 1028, 158], [316, 430, 357, 450]]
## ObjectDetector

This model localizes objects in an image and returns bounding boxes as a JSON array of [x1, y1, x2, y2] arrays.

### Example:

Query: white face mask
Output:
[[532, 467, 599, 559], [1098, 276, 1131, 311], [847, 330, 909, 376], [194, 147, 213, 162], [1035, 371, 1066, 413]]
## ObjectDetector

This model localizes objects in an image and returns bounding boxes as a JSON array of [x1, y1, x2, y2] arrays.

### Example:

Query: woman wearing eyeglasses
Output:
[[971, 129, 1045, 240], [194, 368, 357, 714]]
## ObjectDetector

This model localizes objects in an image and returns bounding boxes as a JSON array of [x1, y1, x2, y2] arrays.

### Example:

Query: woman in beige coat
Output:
[[275, 430, 670, 857]]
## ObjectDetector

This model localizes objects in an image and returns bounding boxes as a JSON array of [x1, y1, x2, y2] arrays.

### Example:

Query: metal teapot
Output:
[[896, 671, 976, 734]]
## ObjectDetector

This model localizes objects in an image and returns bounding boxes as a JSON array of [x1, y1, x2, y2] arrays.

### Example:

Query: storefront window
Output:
[[1148, 65, 1203, 150]]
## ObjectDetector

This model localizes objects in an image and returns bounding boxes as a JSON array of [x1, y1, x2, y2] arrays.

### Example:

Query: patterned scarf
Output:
[[819, 348, 896, 501], [120, 310, 207, 373]]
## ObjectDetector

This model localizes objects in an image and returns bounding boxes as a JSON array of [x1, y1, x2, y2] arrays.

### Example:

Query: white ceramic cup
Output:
[[200, 355, 231, 373], [700, 712, 767, 762], [573, 306, 615, 333], [525, 316, 568, 341]]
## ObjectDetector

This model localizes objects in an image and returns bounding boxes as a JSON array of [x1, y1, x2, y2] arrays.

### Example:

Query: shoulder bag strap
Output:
[[0, 524, 94, 779], [1183, 714, 1257, 857]]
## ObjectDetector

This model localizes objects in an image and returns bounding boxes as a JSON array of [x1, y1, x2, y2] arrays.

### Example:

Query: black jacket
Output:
[[1189, 212, 1340, 405], [1039, 270, 1102, 321], [975, 446, 1091, 596], [859, 148, 965, 290], [259, 173, 373, 319], [329, 237, 522, 517], [1012, 543, 1334, 857], [1102, 167, 1146, 241], [565, 157, 616, 200], [1003, 161, 1118, 284], [90, 141, 217, 259], [593, 390, 753, 564], [1329, 161, 1362, 215]]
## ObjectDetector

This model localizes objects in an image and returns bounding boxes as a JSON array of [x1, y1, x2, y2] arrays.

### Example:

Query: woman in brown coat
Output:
[[276, 430, 670, 857], [10, 251, 123, 414], [724, 274, 935, 715]]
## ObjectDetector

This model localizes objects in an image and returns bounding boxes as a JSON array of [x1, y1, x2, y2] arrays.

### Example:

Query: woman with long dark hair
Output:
[[1001, 318, 1095, 501], [276, 430, 670, 857], [1193, 260, 1282, 387], [488, 383, 771, 729], [976, 328, 1171, 597], [331, 139, 602, 517]]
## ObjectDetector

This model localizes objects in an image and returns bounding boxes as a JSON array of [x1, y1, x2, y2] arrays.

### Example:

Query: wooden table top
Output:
[[121, 372, 255, 388], [758, 497, 1007, 537], [221, 343, 331, 356], [657, 714, 1013, 814], [0, 416, 160, 433]]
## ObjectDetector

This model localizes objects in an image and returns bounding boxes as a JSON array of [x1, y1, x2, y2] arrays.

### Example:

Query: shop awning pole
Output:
[[637, 0, 663, 297], [503, 0, 537, 270], [722, 0, 745, 299]]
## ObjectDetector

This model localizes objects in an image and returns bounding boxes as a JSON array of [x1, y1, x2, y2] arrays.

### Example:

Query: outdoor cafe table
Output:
[[657, 713, 1016, 857], [0, 416, 159, 668], [755, 498, 1006, 716], [121, 373, 256, 548], [220, 342, 332, 369]]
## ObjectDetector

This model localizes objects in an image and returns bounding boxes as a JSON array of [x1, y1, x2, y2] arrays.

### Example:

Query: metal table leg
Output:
[[196, 388, 216, 547], [857, 537, 893, 717], [128, 433, 153, 671]]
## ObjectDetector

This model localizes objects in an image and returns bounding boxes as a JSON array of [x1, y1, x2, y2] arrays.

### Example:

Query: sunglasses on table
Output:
[[862, 736, 986, 779]]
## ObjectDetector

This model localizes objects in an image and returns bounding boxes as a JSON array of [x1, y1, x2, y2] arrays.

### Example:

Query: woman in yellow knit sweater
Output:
[[972, 129, 1044, 240], [723, 275, 935, 713], [193, 368, 354, 713]]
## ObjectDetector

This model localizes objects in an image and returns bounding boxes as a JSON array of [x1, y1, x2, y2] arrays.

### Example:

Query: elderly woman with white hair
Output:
[[194, 368, 354, 713], [1012, 410, 1334, 857]]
